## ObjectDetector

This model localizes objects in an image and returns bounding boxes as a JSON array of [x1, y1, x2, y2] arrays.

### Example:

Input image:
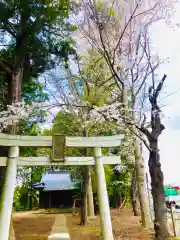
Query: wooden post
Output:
[[94, 147, 114, 240], [170, 205, 177, 237], [0, 146, 19, 240]]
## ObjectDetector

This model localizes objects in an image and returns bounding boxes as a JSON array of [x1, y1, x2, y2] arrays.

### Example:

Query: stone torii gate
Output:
[[0, 134, 123, 240]]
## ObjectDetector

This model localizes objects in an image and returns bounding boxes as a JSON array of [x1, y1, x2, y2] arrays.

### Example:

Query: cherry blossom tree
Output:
[[72, 0, 176, 237]]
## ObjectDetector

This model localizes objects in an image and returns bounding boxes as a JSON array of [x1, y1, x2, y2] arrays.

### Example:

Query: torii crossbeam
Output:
[[0, 134, 124, 240]]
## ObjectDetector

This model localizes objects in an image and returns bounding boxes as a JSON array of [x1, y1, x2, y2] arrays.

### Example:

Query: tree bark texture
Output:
[[144, 74, 169, 239], [80, 166, 89, 225], [7, 71, 22, 105], [87, 172, 95, 217], [29, 168, 32, 210], [114, 190, 122, 209], [131, 170, 140, 217], [149, 139, 169, 239], [123, 85, 150, 225], [134, 137, 151, 228]]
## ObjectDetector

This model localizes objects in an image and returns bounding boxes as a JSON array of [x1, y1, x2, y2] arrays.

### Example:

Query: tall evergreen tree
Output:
[[0, 1, 77, 238]]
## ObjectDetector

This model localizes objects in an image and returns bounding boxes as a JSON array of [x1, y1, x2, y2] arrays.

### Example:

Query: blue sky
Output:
[[143, 2, 180, 184]]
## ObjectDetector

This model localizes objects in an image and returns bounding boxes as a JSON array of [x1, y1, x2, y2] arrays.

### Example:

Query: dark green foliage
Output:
[[0, 0, 79, 211], [22, 80, 49, 103], [52, 112, 132, 207], [0, 0, 76, 73], [52, 111, 83, 136], [0, 0, 76, 108], [15, 166, 48, 210]]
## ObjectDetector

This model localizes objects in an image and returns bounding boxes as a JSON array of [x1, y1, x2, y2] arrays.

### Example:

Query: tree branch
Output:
[[154, 74, 167, 99]]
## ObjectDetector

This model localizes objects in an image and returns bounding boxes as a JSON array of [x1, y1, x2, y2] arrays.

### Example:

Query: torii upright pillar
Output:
[[94, 147, 114, 240], [0, 146, 19, 240]]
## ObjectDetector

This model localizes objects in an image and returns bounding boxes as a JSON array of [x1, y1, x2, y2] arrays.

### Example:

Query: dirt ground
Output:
[[13, 211, 55, 240], [66, 208, 154, 240], [12, 209, 154, 240]]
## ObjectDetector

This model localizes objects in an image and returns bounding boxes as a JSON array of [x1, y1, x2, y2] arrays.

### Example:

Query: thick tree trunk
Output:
[[123, 86, 149, 222], [81, 130, 94, 220], [80, 166, 89, 225], [29, 189, 33, 210], [29, 168, 32, 210], [0, 67, 23, 240], [123, 86, 140, 217], [149, 139, 169, 240], [131, 169, 140, 216], [115, 190, 122, 209], [87, 172, 95, 217], [134, 137, 151, 228]]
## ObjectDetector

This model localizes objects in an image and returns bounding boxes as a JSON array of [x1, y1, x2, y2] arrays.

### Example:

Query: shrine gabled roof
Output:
[[32, 171, 79, 191]]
